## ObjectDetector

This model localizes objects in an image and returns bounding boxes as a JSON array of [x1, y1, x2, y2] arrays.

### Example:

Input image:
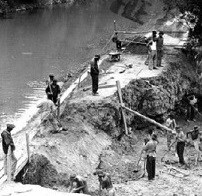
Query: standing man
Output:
[[1, 124, 17, 179], [187, 126, 201, 165], [186, 94, 198, 122], [156, 31, 164, 67], [46, 79, 61, 105], [175, 126, 186, 166], [90, 54, 100, 96], [165, 114, 176, 150], [141, 134, 158, 181], [148, 38, 157, 70], [68, 174, 89, 194]]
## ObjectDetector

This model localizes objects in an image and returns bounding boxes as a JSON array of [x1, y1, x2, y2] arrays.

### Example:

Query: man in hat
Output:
[[68, 174, 89, 194], [175, 126, 186, 166], [45, 79, 61, 105], [90, 54, 100, 96], [93, 169, 115, 196], [1, 124, 17, 179], [155, 31, 164, 67], [187, 126, 201, 165]]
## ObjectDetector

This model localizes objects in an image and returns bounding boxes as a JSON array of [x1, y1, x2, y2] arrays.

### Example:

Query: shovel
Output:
[[133, 153, 142, 172]]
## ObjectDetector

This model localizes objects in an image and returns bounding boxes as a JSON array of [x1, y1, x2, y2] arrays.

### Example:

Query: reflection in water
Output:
[[0, 1, 135, 130]]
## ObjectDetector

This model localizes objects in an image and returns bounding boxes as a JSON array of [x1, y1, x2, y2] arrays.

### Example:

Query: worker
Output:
[[46, 79, 61, 105], [175, 126, 186, 166], [112, 32, 118, 43], [141, 134, 158, 181], [148, 39, 157, 70], [144, 37, 152, 65], [37, 94, 62, 133], [93, 169, 115, 196], [156, 31, 164, 67], [165, 114, 176, 150], [90, 54, 100, 96], [68, 174, 89, 194], [1, 124, 17, 179], [186, 94, 198, 122], [187, 126, 201, 165]]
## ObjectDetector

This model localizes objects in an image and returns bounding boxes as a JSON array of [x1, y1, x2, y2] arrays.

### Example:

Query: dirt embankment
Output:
[[16, 43, 202, 195]]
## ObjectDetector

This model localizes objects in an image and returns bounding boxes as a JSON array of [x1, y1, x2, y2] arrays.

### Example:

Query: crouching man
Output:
[[93, 169, 115, 196], [68, 174, 89, 194]]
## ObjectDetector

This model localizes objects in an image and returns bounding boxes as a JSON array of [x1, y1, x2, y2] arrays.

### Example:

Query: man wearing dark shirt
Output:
[[90, 54, 100, 96], [46, 79, 61, 105], [156, 31, 164, 67], [1, 124, 17, 178]]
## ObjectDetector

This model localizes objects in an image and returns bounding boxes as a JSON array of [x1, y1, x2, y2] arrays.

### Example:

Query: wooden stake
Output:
[[122, 106, 172, 132], [7, 146, 11, 182], [116, 80, 128, 135], [114, 20, 117, 32], [26, 133, 30, 163], [57, 97, 60, 119]]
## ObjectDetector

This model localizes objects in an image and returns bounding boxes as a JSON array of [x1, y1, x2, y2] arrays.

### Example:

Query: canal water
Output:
[[0, 1, 135, 131]]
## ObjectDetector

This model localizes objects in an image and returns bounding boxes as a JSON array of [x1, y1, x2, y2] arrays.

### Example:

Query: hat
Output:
[[176, 126, 181, 130], [70, 174, 76, 179], [159, 31, 164, 35], [94, 54, 100, 60], [7, 124, 15, 131], [194, 126, 199, 130], [49, 74, 54, 78]]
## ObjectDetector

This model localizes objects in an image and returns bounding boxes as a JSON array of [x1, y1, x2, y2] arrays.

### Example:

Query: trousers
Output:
[[146, 155, 156, 180], [4, 151, 17, 178], [148, 50, 157, 70], [91, 74, 99, 94], [156, 49, 163, 66], [176, 141, 185, 164]]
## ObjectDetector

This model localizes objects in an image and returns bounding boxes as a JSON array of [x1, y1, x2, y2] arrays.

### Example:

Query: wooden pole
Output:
[[78, 75, 81, 88], [116, 81, 128, 135], [122, 106, 172, 132], [115, 30, 187, 35], [114, 20, 117, 32], [26, 133, 30, 163], [57, 97, 60, 119], [7, 146, 11, 182]]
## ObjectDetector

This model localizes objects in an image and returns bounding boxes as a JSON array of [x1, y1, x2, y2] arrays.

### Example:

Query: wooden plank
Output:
[[14, 157, 28, 179], [122, 106, 172, 132], [116, 81, 128, 135], [57, 97, 60, 119], [26, 133, 30, 163]]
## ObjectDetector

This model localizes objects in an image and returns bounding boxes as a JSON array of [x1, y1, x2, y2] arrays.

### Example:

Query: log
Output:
[[116, 81, 128, 135], [122, 106, 172, 132]]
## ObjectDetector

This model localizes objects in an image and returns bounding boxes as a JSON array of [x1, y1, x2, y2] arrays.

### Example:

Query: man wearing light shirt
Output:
[[148, 39, 157, 70]]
